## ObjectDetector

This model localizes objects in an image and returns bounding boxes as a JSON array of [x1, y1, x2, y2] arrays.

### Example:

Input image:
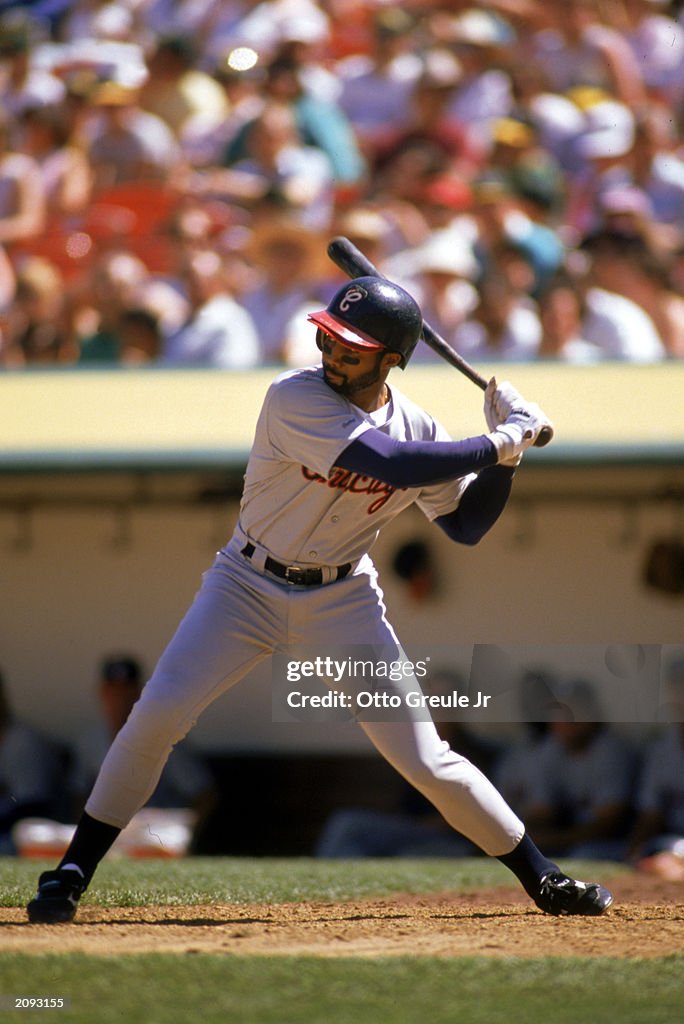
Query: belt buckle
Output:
[[284, 565, 306, 585]]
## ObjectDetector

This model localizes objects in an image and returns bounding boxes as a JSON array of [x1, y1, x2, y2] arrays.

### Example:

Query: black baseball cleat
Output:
[[26, 867, 85, 924], [534, 870, 614, 917]]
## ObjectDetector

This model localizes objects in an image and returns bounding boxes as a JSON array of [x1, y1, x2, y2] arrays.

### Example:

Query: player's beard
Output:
[[323, 352, 385, 399]]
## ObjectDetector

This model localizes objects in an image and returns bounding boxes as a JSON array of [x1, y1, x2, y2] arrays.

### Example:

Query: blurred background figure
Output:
[[1, 255, 71, 366], [161, 247, 260, 368], [73, 249, 150, 364], [628, 654, 684, 880], [0, 109, 46, 247], [536, 270, 601, 363], [0, 13, 64, 117], [579, 230, 666, 361], [117, 307, 163, 366], [0, 668, 62, 854], [242, 216, 331, 365], [138, 34, 228, 148], [336, 6, 423, 163], [492, 669, 558, 817], [454, 267, 542, 362], [15, 104, 93, 220], [84, 80, 179, 193], [224, 48, 366, 190], [521, 679, 637, 860], [69, 655, 218, 852]]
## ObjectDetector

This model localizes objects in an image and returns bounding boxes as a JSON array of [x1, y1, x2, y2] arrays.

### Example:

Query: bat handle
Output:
[[535, 425, 553, 448]]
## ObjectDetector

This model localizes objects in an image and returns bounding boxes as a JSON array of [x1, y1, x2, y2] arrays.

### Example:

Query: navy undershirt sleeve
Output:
[[336, 428, 498, 488], [336, 428, 514, 546], [434, 465, 516, 545]]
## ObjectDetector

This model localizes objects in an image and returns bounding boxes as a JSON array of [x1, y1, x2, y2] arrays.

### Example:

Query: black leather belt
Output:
[[241, 543, 352, 586]]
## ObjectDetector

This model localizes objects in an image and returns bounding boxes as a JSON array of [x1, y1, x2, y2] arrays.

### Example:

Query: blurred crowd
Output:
[[0, 0, 683, 370]]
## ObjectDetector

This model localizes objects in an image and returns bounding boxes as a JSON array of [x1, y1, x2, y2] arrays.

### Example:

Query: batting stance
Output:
[[28, 277, 613, 923]]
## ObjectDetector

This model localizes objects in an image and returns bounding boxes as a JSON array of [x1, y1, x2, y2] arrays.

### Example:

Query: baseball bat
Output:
[[327, 235, 553, 448]]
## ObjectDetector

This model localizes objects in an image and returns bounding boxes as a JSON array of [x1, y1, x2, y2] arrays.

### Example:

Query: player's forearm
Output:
[[434, 465, 516, 545], [336, 429, 499, 488]]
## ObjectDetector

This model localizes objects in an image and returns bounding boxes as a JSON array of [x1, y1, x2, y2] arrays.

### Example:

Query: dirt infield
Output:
[[3, 875, 682, 958]]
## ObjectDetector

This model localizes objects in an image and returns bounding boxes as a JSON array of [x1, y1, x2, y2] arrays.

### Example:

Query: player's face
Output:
[[320, 332, 387, 399]]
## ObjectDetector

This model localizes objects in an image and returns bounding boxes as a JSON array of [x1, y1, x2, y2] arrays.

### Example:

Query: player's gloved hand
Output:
[[487, 403, 550, 466], [484, 378, 529, 433], [489, 379, 526, 427], [483, 377, 501, 432]]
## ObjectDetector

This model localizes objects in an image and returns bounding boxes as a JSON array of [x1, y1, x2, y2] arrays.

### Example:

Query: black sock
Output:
[[497, 832, 560, 899], [58, 811, 122, 886]]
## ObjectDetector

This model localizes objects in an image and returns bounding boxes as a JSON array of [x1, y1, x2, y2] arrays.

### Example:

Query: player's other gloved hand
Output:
[[485, 378, 553, 466], [484, 377, 525, 431], [488, 402, 550, 466]]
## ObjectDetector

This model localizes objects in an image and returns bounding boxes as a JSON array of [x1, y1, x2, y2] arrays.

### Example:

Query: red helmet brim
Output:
[[307, 309, 385, 352]]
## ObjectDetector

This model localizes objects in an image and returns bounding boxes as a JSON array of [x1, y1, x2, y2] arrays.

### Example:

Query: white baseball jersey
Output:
[[238, 366, 474, 567]]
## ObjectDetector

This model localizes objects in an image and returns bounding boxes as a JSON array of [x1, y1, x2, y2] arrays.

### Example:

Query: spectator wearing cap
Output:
[[241, 217, 331, 364], [440, 8, 517, 158], [69, 655, 217, 837], [564, 93, 638, 241], [84, 80, 180, 192], [521, 679, 637, 861], [331, 206, 397, 270], [487, 117, 566, 223], [596, 186, 660, 247], [385, 231, 480, 362], [0, 667, 62, 854], [470, 177, 565, 298]]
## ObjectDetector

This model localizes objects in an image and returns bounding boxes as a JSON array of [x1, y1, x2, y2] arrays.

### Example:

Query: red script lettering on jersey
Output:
[[301, 466, 407, 514]]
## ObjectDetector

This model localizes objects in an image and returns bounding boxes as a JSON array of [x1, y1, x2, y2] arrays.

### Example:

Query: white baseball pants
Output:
[[87, 534, 524, 856]]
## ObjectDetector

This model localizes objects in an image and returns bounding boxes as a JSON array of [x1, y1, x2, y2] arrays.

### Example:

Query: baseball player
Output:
[[27, 276, 613, 923]]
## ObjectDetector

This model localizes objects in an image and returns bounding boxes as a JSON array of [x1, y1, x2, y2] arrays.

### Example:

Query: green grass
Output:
[[2, 857, 673, 1024], [0, 856, 625, 908], [0, 954, 682, 1024]]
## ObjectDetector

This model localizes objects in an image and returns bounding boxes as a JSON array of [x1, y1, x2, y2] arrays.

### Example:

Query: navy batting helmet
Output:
[[308, 277, 423, 369]]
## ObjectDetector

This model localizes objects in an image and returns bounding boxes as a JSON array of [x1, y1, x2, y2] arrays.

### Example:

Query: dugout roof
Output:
[[1, 362, 682, 473]]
